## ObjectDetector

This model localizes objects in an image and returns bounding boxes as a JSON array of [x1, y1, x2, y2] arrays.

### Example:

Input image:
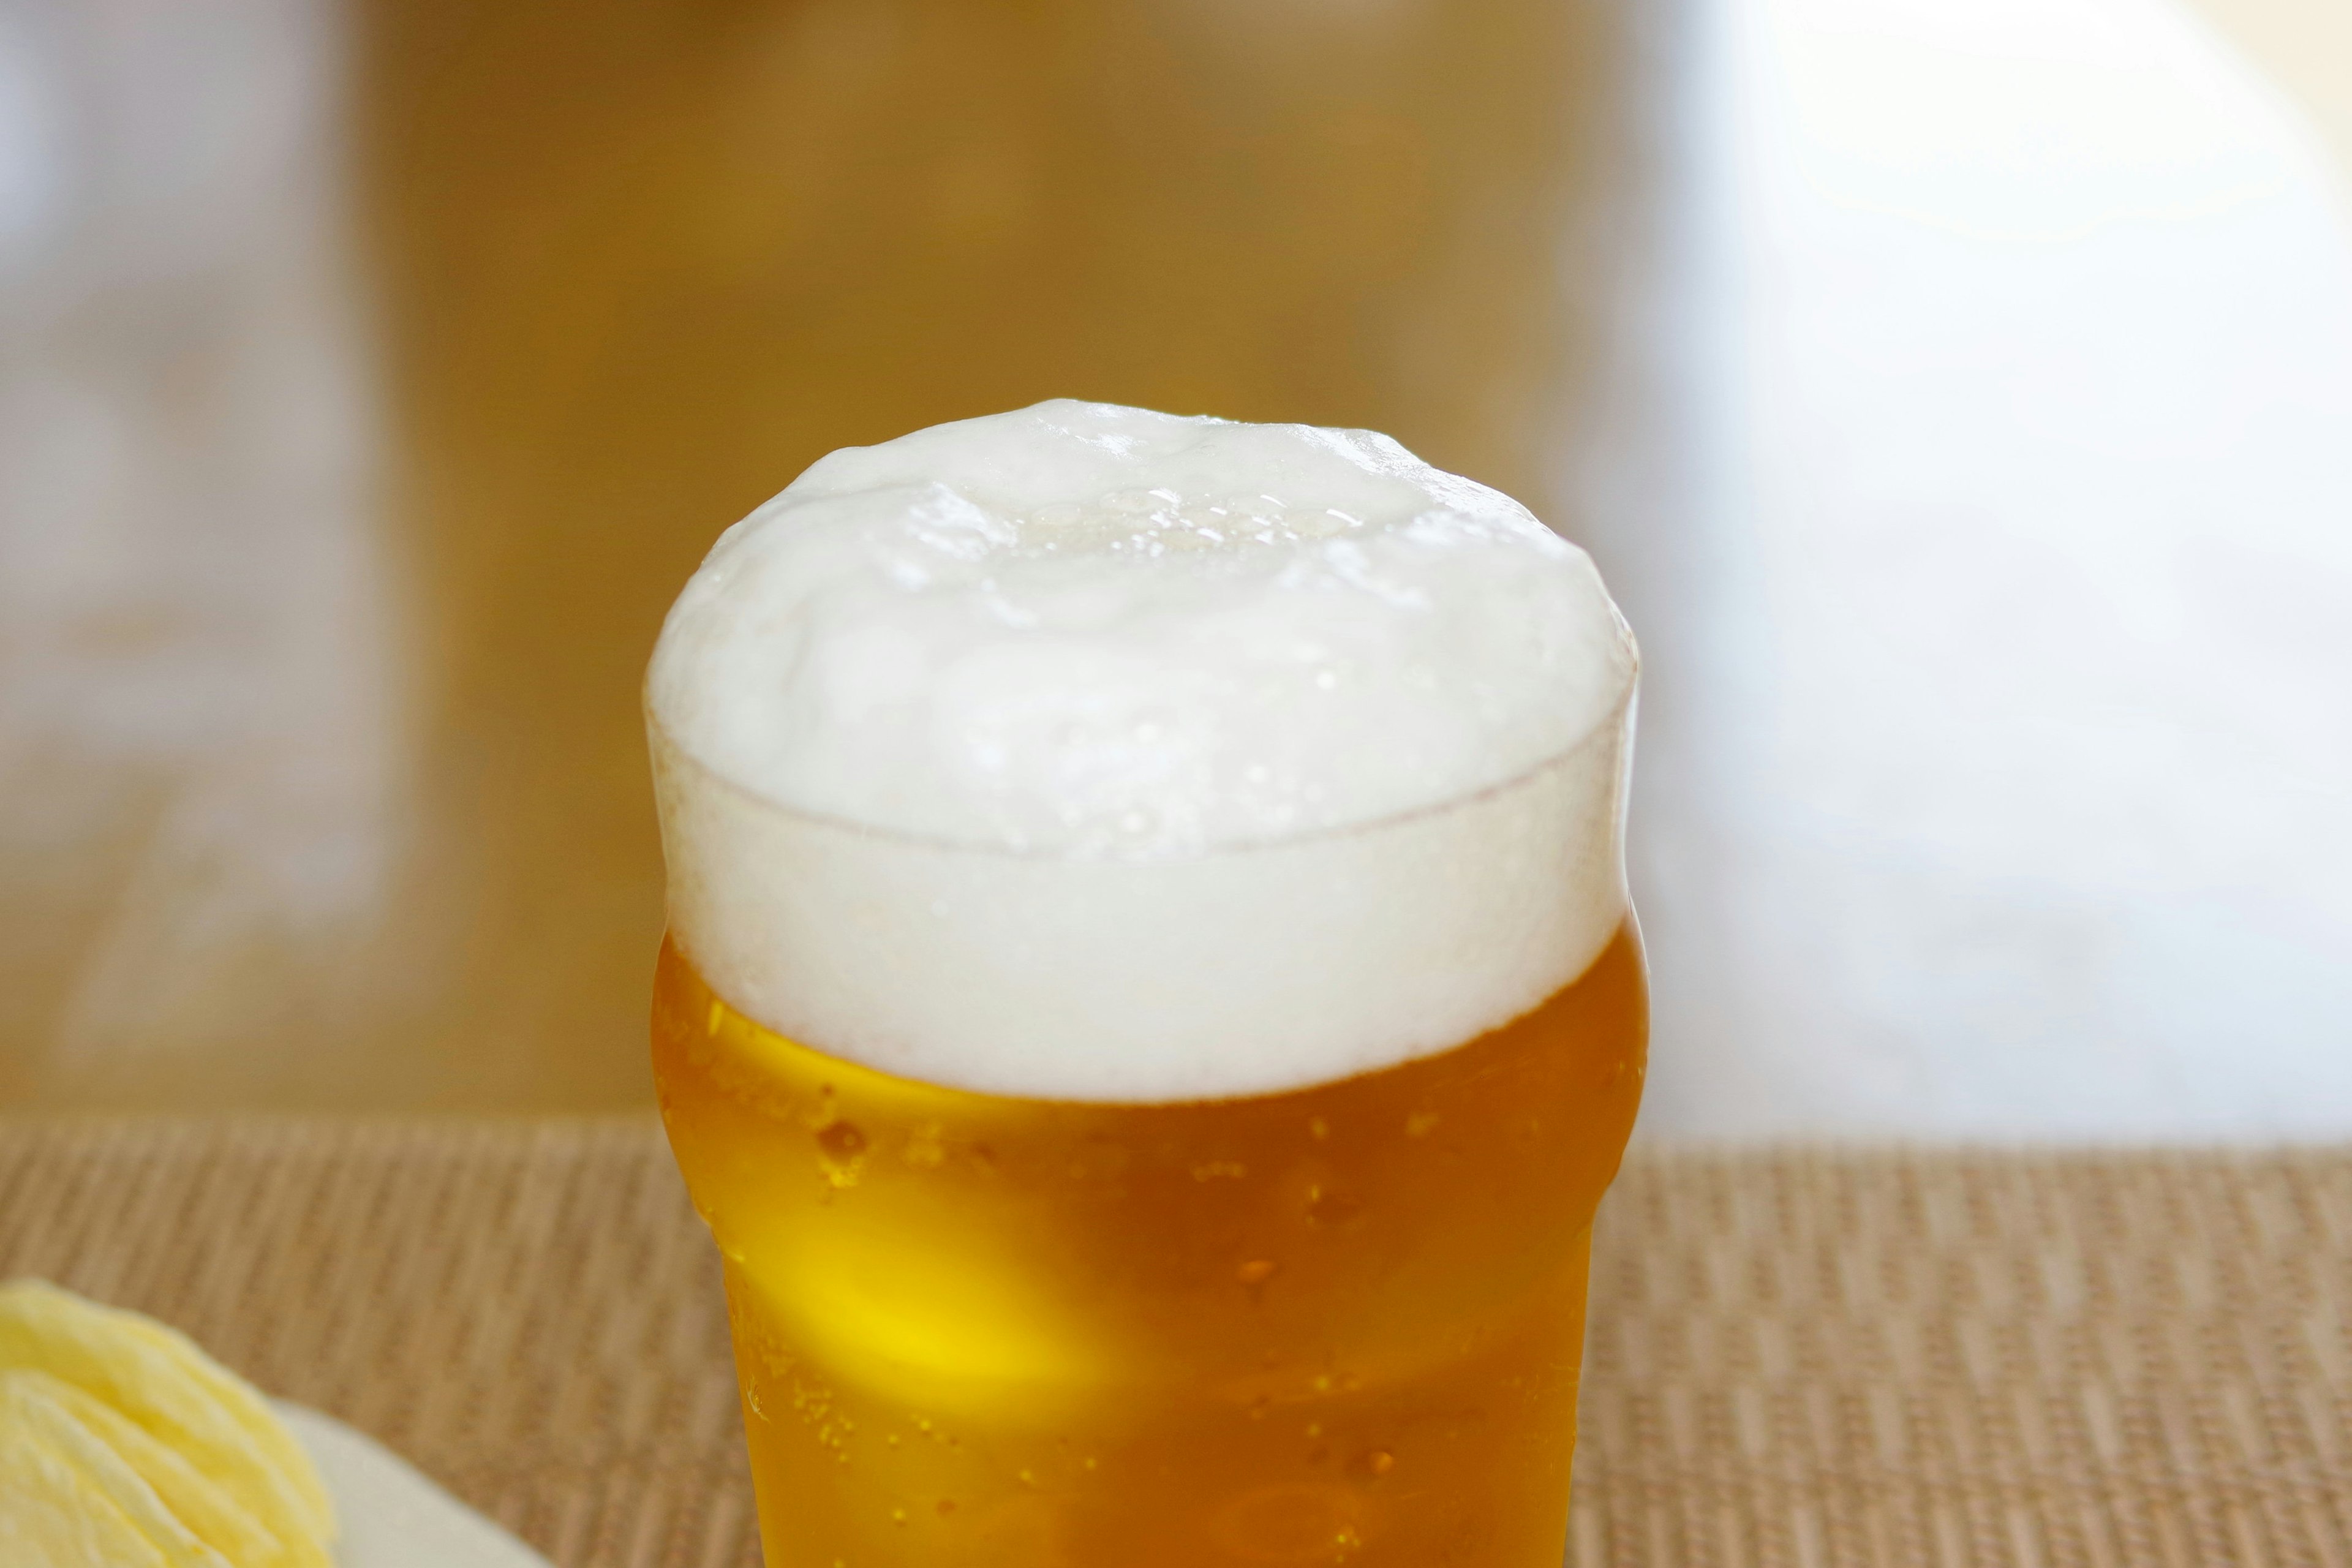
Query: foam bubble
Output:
[[649, 400, 1637, 1101]]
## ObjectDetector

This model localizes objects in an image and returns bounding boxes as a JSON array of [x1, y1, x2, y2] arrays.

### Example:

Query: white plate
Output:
[[273, 1403, 551, 1568]]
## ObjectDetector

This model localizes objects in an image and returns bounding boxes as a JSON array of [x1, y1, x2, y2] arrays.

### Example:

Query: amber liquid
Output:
[[653, 923, 1645, 1567]]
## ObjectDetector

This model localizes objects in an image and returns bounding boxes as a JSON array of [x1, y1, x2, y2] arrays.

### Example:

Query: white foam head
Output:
[[649, 400, 1637, 1101]]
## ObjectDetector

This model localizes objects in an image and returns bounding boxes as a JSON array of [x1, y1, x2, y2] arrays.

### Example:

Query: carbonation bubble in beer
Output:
[[646, 400, 1643, 1568]]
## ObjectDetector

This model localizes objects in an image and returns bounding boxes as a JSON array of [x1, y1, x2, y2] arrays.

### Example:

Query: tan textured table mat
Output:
[[0, 1121, 2345, 1566]]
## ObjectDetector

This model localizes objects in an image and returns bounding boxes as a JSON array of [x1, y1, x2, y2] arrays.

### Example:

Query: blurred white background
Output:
[[1594, 0, 2352, 1139]]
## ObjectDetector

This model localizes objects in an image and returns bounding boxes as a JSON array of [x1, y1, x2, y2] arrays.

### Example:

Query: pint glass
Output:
[[649, 402, 1643, 1567]]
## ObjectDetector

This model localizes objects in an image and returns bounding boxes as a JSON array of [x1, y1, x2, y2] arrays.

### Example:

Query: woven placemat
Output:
[[0, 1121, 2344, 1566]]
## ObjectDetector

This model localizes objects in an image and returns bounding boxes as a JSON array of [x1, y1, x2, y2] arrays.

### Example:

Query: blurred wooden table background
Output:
[[0, 0, 1621, 1111], [2, 0, 2346, 1118]]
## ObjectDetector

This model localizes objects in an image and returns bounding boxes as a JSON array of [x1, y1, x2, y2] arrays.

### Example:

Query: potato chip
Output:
[[18, 1370, 288, 1568], [0, 1398, 170, 1568], [2, 1371, 228, 1567], [0, 1281, 333, 1566], [118, 1317, 334, 1545]]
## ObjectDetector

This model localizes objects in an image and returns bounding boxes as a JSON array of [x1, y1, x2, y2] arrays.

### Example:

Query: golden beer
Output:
[[646, 401, 1643, 1567], [655, 925, 1643, 1567]]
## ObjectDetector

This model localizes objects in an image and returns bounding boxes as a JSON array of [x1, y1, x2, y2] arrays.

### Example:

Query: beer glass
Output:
[[649, 402, 1643, 1567]]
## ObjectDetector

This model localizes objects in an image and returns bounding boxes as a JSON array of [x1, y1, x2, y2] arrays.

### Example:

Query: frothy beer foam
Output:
[[649, 401, 1637, 1101]]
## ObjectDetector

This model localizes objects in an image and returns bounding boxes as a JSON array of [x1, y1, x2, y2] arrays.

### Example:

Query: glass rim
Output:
[[646, 679, 1636, 866]]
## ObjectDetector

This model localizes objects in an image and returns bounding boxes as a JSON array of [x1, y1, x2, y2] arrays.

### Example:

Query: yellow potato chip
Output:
[[118, 1317, 334, 1548], [0, 1282, 334, 1566], [2, 1371, 227, 1567], [17, 1370, 289, 1568], [0, 1400, 170, 1568]]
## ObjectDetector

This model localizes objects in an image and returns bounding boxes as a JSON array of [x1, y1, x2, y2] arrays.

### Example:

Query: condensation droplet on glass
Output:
[[816, 1120, 868, 1188]]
